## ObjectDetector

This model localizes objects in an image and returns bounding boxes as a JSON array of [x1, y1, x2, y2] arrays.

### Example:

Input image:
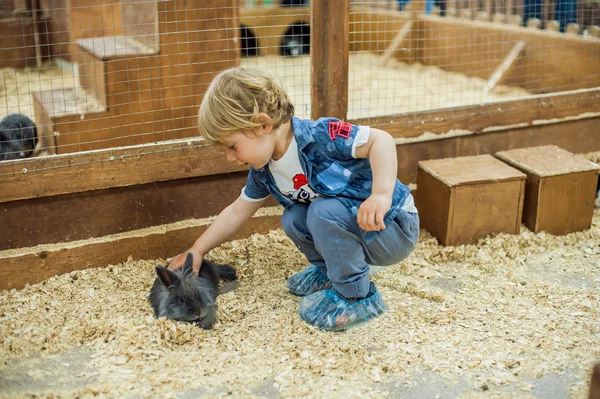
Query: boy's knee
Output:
[[306, 198, 348, 232], [282, 206, 309, 238], [281, 210, 295, 236]]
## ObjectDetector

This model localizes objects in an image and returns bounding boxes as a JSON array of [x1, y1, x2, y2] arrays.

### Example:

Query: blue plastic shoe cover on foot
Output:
[[286, 264, 332, 296], [298, 282, 387, 331]]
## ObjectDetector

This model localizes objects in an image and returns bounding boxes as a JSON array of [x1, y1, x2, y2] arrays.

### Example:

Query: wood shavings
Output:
[[242, 53, 531, 120], [1, 210, 600, 398]]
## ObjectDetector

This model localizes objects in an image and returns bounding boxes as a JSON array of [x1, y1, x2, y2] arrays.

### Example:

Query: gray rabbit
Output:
[[148, 253, 237, 329], [0, 113, 38, 161]]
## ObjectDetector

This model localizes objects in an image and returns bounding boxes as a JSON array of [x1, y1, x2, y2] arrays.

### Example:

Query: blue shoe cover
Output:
[[298, 283, 387, 331], [286, 264, 332, 296]]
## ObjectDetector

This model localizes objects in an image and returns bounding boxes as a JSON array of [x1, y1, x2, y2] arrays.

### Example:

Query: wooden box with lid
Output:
[[496, 145, 600, 235], [416, 154, 527, 246]]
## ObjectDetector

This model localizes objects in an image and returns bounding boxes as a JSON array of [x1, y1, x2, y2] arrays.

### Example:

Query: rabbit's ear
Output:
[[155, 266, 178, 288]]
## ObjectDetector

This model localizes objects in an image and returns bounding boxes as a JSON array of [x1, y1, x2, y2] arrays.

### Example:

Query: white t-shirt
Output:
[[241, 126, 418, 213]]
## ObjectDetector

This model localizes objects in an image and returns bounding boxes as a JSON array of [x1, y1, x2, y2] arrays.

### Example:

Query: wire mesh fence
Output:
[[0, 0, 599, 179]]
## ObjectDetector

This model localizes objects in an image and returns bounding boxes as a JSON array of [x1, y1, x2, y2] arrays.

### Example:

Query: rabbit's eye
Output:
[[179, 297, 185, 305]]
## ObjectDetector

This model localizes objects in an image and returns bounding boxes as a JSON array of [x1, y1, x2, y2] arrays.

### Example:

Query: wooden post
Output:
[[542, 0, 553, 25], [31, 0, 42, 67], [469, 0, 477, 16], [310, 0, 349, 121], [483, 40, 525, 94], [378, 21, 412, 67], [504, 0, 513, 17], [447, 0, 457, 16]]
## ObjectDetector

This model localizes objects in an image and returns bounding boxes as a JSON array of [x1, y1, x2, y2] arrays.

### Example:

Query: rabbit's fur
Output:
[[0, 114, 37, 161], [149, 253, 237, 329]]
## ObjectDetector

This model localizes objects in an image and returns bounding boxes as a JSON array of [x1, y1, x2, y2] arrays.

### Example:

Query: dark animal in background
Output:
[[281, 22, 310, 57], [148, 253, 237, 329], [0, 113, 38, 161]]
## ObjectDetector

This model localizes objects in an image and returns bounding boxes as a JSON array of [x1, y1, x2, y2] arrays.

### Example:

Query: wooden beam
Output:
[[0, 138, 244, 204], [378, 21, 412, 67], [0, 172, 280, 251], [356, 88, 600, 139], [310, 0, 349, 120], [483, 40, 525, 95], [0, 213, 283, 291], [394, 116, 600, 184]]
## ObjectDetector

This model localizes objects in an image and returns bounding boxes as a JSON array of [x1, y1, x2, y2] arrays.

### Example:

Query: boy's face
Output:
[[220, 128, 275, 169]]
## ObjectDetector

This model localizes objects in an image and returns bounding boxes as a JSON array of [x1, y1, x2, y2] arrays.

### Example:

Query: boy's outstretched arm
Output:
[[354, 128, 398, 232], [169, 195, 267, 274]]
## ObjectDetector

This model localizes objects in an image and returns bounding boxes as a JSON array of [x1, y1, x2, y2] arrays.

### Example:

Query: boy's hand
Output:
[[168, 248, 203, 275], [357, 194, 392, 231]]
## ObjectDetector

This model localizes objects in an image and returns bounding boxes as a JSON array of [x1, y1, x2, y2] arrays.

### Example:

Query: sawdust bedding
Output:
[[241, 52, 531, 120], [1, 208, 599, 398]]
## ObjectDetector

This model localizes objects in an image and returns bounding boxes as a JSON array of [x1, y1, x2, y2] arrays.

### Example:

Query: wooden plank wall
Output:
[[420, 16, 600, 93], [0, 16, 47, 68], [122, 0, 158, 51]]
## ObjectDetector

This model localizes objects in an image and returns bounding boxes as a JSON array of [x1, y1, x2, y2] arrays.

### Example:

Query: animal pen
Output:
[[1, 0, 600, 397]]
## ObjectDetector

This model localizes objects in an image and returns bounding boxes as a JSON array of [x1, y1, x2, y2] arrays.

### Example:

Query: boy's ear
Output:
[[255, 113, 273, 134]]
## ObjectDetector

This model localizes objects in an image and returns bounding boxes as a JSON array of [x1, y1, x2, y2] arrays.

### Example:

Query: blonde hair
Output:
[[198, 67, 295, 144]]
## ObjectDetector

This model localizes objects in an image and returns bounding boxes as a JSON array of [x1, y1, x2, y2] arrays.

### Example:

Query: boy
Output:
[[168, 67, 419, 331]]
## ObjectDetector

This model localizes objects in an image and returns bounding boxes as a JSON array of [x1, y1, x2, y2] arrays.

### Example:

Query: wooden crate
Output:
[[416, 154, 527, 246], [496, 145, 600, 235]]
